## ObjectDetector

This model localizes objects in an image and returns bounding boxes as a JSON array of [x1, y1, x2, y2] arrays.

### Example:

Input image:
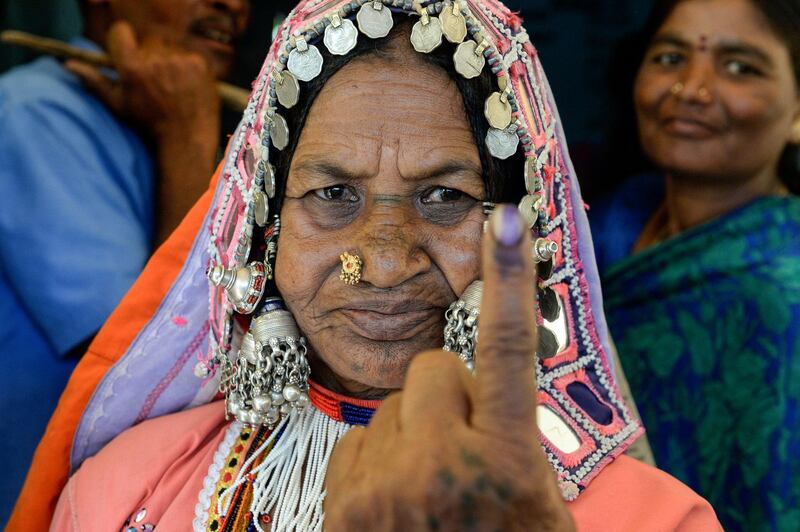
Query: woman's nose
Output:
[[675, 57, 714, 104], [354, 205, 432, 289]]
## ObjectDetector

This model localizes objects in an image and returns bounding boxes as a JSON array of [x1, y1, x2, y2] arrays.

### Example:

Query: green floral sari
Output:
[[601, 196, 800, 531]]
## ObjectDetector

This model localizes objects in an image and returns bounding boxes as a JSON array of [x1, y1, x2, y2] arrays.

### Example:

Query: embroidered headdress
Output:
[[72, 0, 642, 506]]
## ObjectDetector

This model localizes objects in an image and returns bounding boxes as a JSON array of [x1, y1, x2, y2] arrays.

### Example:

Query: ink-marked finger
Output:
[[472, 205, 538, 436]]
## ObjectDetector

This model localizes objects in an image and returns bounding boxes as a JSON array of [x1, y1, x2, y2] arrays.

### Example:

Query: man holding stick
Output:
[[0, 0, 250, 523]]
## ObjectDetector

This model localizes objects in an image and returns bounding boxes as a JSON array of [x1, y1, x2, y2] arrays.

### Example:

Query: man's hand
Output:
[[66, 21, 221, 244], [325, 205, 576, 531]]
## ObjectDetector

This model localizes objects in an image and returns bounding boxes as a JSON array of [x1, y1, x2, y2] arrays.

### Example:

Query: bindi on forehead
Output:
[[698, 34, 709, 52]]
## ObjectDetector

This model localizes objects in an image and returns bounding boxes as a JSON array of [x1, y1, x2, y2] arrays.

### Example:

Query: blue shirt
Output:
[[0, 38, 154, 523]]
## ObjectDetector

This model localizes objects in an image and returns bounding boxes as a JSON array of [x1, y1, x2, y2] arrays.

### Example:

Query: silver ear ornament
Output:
[[225, 297, 311, 428], [207, 261, 267, 315], [443, 280, 483, 372]]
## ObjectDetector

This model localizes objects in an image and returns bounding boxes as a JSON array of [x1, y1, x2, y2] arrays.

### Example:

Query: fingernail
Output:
[[491, 204, 524, 247]]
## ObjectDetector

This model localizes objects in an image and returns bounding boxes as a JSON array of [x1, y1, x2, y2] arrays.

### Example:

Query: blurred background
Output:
[[0, 0, 658, 201]]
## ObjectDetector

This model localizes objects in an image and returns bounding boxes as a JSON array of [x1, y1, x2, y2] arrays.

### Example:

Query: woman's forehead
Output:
[[290, 52, 480, 181]]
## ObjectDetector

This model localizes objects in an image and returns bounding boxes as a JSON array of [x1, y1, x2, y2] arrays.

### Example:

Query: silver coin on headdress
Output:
[[357, 1, 394, 39], [518, 193, 543, 228], [484, 91, 513, 130], [275, 70, 300, 109], [253, 189, 269, 227], [486, 126, 519, 159], [410, 13, 443, 53], [324, 14, 358, 55], [264, 161, 275, 199], [287, 36, 323, 82], [453, 40, 486, 79], [440, 1, 467, 43], [524, 157, 541, 192], [270, 113, 290, 151]]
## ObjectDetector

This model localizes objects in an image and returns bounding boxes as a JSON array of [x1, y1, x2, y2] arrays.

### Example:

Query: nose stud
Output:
[[697, 86, 710, 100], [670, 82, 684, 95], [339, 252, 363, 285]]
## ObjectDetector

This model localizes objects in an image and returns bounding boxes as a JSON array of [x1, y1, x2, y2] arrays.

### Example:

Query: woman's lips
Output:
[[338, 308, 442, 342], [661, 117, 720, 139]]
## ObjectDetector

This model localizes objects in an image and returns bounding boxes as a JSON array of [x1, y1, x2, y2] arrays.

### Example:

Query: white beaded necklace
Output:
[[194, 406, 353, 532]]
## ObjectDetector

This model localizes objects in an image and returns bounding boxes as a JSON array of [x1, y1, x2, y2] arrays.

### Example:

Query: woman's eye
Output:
[[313, 185, 359, 202], [421, 187, 469, 204], [652, 52, 684, 67], [725, 60, 762, 77]]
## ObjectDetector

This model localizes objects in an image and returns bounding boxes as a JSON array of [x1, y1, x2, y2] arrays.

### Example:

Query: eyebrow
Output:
[[291, 159, 483, 182], [650, 32, 775, 67]]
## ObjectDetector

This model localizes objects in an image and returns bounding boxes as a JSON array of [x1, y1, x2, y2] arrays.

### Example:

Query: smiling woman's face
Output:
[[275, 37, 485, 397], [634, 0, 800, 184]]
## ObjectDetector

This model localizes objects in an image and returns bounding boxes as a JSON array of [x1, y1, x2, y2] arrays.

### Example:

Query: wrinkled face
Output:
[[634, 0, 800, 183], [106, 0, 250, 78], [275, 40, 485, 395]]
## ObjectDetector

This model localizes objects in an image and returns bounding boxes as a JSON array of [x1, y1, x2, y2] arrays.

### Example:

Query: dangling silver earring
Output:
[[444, 280, 483, 372], [443, 234, 562, 370], [220, 216, 311, 428], [227, 297, 311, 428]]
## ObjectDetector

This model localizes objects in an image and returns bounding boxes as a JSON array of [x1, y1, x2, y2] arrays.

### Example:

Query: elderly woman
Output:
[[591, 0, 800, 529], [11, 1, 718, 530]]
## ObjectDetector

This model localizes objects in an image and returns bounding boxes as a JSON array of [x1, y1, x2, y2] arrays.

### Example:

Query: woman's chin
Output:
[[310, 330, 444, 394]]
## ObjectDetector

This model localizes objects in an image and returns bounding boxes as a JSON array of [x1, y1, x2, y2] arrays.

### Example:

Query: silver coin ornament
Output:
[[518, 193, 543, 228], [410, 13, 443, 54], [270, 113, 290, 151], [486, 126, 519, 160], [524, 157, 540, 192], [263, 161, 276, 198], [357, 1, 394, 39], [287, 36, 323, 82], [454, 40, 486, 79], [484, 91, 513, 129], [275, 70, 300, 109], [253, 189, 269, 227], [324, 14, 358, 55], [440, 1, 467, 43]]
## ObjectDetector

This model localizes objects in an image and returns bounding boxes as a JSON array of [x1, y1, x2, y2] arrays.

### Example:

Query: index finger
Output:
[[472, 204, 538, 435], [106, 21, 140, 68]]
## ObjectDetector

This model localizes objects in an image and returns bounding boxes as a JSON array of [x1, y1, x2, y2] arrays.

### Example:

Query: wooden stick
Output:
[[1, 30, 250, 112]]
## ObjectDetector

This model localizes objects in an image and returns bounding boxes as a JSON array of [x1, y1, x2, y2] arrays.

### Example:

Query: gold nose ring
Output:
[[698, 86, 710, 99], [339, 252, 363, 285], [670, 82, 684, 95]]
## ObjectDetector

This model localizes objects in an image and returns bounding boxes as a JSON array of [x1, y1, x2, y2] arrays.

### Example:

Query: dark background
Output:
[[0, 0, 659, 200]]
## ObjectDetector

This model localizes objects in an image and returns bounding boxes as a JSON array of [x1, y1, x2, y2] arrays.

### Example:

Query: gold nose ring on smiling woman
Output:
[[339, 252, 363, 285], [670, 82, 684, 95]]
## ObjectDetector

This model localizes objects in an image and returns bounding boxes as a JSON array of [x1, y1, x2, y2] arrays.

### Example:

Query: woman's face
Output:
[[634, 0, 800, 183], [275, 39, 485, 396]]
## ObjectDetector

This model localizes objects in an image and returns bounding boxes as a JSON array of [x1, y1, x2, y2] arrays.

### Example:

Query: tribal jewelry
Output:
[[339, 252, 362, 285]]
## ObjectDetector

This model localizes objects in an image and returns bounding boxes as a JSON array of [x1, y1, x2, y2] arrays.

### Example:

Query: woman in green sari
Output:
[[590, 0, 800, 530]]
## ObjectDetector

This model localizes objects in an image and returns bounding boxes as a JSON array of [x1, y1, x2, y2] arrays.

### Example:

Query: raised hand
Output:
[[66, 21, 221, 244], [325, 205, 575, 531]]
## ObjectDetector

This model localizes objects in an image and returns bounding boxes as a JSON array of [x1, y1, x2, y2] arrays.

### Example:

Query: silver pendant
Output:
[[253, 189, 269, 227], [484, 91, 513, 130], [324, 14, 358, 55], [453, 40, 486, 79], [287, 36, 323, 82], [524, 157, 540, 192], [264, 161, 276, 198], [274, 70, 300, 109], [518, 193, 543, 228], [440, 1, 467, 43], [357, 1, 394, 39], [486, 126, 519, 159], [270, 112, 289, 151], [410, 13, 443, 53]]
